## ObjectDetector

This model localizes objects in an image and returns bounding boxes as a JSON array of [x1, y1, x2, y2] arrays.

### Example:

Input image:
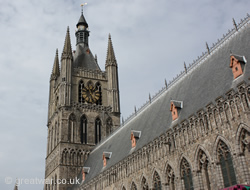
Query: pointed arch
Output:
[[106, 117, 113, 136], [141, 176, 149, 190], [80, 115, 88, 144], [180, 157, 194, 190], [95, 117, 102, 144], [79, 80, 85, 103], [130, 181, 137, 190], [236, 123, 250, 154], [193, 145, 212, 167], [196, 148, 211, 190], [216, 139, 237, 187], [152, 170, 162, 190], [68, 114, 76, 142], [121, 186, 126, 190], [213, 135, 233, 161], [165, 164, 175, 190]]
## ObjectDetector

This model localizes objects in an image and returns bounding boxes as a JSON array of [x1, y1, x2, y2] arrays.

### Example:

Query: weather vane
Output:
[[81, 3, 87, 14]]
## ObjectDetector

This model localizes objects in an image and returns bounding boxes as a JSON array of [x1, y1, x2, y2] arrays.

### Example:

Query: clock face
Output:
[[82, 84, 100, 103]]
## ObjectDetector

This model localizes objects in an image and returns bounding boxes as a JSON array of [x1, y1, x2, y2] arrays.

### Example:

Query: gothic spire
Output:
[[61, 27, 73, 60], [77, 13, 88, 28], [105, 34, 117, 66], [51, 49, 60, 79], [77, 3, 88, 28]]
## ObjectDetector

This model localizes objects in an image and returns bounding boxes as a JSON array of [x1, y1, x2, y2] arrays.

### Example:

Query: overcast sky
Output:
[[0, 0, 249, 189]]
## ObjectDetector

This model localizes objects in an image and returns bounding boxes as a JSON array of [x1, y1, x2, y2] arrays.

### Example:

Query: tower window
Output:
[[79, 80, 85, 103], [80, 33, 84, 42], [81, 115, 87, 144], [95, 118, 101, 144], [68, 114, 76, 142], [106, 118, 112, 136]]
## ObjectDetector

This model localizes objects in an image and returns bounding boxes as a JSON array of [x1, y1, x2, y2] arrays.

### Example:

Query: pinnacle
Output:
[[106, 34, 117, 66], [51, 49, 60, 78], [62, 27, 73, 60]]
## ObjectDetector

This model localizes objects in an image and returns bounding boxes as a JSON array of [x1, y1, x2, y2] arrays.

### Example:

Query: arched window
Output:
[[95, 82, 102, 105], [79, 80, 85, 103], [81, 115, 87, 144], [153, 171, 162, 190], [198, 150, 210, 190], [131, 182, 137, 190], [95, 118, 101, 144], [141, 177, 149, 190], [166, 165, 175, 190], [122, 187, 126, 190], [180, 158, 193, 190], [68, 114, 76, 142], [106, 117, 113, 136], [217, 140, 237, 187]]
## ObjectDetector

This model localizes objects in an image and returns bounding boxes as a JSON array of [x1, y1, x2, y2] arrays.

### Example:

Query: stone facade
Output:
[[79, 83, 250, 190]]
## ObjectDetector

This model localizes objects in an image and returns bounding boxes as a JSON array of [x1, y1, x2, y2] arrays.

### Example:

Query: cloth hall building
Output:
[[44, 10, 250, 190]]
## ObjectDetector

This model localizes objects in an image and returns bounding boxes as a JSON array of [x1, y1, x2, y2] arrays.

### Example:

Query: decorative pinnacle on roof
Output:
[[184, 62, 187, 73], [232, 18, 238, 31], [165, 79, 168, 89], [61, 27, 73, 60], [77, 3, 88, 28], [51, 49, 60, 79], [105, 34, 117, 66], [206, 42, 210, 55]]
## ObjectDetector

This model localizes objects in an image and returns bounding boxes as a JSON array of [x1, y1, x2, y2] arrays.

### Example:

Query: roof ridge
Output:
[[122, 13, 250, 125], [90, 13, 250, 152]]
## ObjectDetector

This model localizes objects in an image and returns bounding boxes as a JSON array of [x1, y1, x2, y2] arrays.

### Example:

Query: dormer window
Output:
[[131, 130, 141, 148], [103, 152, 112, 167], [230, 54, 247, 79], [170, 100, 183, 121], [82, 167, 90, 181]]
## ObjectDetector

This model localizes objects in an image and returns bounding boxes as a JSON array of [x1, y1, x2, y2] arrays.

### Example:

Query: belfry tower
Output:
[[44, 9, 120, 190]]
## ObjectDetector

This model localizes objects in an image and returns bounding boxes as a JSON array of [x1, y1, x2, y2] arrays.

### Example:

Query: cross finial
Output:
[[81, 3, 87, 14]]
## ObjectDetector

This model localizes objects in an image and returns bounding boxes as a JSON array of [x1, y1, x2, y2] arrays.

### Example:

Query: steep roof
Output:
[[73, 45, 101, 70], [76, 13, 88, 28], [70, 16, 250, 188]]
